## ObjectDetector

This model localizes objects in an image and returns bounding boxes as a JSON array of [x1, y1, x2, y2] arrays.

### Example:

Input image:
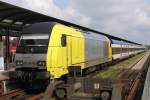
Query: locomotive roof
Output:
[[83, 31, 109, 41], [22, 22, 53, 34], [0, 1, 141, 45]]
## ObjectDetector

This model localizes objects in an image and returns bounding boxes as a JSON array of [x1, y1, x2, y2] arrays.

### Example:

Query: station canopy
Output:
[[0, 1, 140, 44], [0, 1, 58, 34]]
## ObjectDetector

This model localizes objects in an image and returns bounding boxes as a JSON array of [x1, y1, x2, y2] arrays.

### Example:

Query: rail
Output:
[[0, 89, 25, 99]]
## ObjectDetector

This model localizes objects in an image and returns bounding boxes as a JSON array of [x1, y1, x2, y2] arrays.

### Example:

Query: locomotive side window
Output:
[[61, 34, 66, 47]]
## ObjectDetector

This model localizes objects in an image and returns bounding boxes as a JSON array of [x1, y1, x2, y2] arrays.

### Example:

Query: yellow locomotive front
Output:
[[46, 23, 85, 79]]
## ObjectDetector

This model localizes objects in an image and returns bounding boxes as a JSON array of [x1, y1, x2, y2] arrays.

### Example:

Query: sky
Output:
[[1, 0, 150, 45]]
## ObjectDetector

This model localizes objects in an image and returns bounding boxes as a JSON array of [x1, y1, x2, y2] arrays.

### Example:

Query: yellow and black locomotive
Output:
[[14, 22, 146, 89]]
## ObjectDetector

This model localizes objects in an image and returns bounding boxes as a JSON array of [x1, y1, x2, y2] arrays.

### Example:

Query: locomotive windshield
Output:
[[19, 35, 49, 46], [16, 34, 49, 53], [16, 22, 53, 53]]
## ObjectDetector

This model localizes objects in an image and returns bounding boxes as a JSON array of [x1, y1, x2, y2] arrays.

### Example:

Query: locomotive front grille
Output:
[[23, 61, 36, 65]]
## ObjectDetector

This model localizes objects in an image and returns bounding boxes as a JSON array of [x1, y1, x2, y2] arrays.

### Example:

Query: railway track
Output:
[[126, 54, 150, 100], [64, 52, 150, 100], [27, 93, 44, 100], [0, 89, 25, 100], [0, 74, 45, 100], [121, 52, 150, 100], [0, 52, 148, 100], [117, 53, 145, 79]]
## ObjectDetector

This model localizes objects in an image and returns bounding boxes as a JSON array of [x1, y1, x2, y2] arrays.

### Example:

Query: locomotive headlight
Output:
[[37, 61, 46, 66], [16, 60, 23, 66]]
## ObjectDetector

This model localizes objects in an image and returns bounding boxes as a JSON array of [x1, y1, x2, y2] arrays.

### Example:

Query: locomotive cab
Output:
[[14, 22, 53, 90], [15, 34, 49, 70]]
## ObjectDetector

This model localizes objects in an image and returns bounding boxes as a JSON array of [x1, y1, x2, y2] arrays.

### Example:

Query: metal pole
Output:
[[0, 35, 4, 70], [5, 29, 10, 70]]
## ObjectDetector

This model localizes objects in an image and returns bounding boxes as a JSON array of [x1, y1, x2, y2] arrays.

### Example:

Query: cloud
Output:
[[68, 0, 150, 45], [62, 7, 91, 26], [1, 0, 150, 45], [1, 0, 91, 26]]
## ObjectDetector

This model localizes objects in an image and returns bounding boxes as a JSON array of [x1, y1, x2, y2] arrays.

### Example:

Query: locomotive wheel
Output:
[[55, 88, 67, 99], [101, 91, 110, 100]]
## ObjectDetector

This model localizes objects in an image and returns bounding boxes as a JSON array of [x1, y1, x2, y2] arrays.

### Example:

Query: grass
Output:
[[96, 52, 146, 79], [96, 67, 119, 79]]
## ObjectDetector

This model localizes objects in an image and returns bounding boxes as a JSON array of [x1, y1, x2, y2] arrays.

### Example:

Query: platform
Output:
[[142, 61, 150, 100]]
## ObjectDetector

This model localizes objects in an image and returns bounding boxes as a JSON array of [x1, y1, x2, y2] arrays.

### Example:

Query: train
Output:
[[12, 22, 146, 89], [111, 39, 145, 60]]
